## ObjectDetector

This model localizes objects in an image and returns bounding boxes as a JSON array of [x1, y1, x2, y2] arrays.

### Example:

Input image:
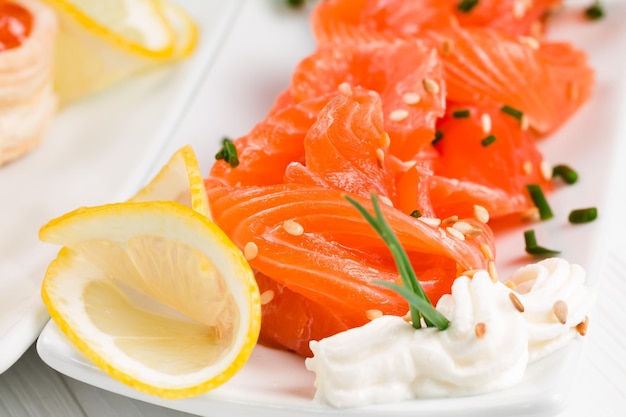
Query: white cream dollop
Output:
[[305, 258, 595, 408]]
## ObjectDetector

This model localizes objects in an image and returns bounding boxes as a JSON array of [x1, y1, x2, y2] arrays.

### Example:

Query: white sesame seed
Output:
[[480, 113, 492, 134], [380, 132, 391, 148], [441, 215, 459, 226], [452, 221, 473, 235], [513, 0, 526, 19], [540, 160, 553, 181], [379, 195, 394, 207], [521, 206, 540, 222], [488, 260, 499, 283], [366, 309, 383, 320], [418, 217, 441, 227], [553, 300, 568, 324], [461, 269, 480, 278], [422, 78, 440, 95], [402, 160, 417, 171], [260, 290, 275, 305], [283, 219, 304, 236], [376, 148, 385, 168], [389, 109, 409, 122], [446, 226, 465, 241], [523, 161, 533, 175], [402, 92, 421, 105], [338, 82, 352, 97], [509, 292, 525, 312], [519, 35, 540, 50], [480, 242, 494, 261], [475, 322, 486, 338], [520, 114, 530, 131], [576, 316, 589, 336], [473, 204, 490, 223], [244, 241, 258, 260]]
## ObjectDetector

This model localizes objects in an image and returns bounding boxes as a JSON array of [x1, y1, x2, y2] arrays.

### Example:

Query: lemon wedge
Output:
[[129, 145, 210, 218], [43, 0, 199, 104], [40, 202, 261, 398]]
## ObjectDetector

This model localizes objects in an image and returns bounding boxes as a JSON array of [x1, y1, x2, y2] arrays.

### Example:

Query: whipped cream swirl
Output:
[[305, 258, 595, 408]]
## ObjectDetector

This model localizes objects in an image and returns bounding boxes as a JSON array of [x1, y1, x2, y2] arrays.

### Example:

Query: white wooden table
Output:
[[1, 1, 625, 416]]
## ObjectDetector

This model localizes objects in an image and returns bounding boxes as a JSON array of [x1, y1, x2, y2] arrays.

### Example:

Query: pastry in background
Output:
[[0, 0, 57, 166]]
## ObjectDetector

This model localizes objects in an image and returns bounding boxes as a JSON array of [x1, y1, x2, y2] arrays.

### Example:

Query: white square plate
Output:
[[0, 0, 243, 373], [37, 0, 626, 416]]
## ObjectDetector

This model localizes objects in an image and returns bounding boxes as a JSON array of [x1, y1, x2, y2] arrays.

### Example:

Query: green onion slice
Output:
[[552, 164, 579, 184], [410, 209, 422, 218], [526, 184, 553, 220], [215, 137, 239, 168], [481, 134, 496, 147], [569, 207, 598, 224], [457, 0, 479, 13], [432, 129, 444, 146], [345, 194, 450, 330], [524, 229, 560, 256], [452, 109, 471, 118], [501, 105, 524, 120], [585, 1, 604, 20]]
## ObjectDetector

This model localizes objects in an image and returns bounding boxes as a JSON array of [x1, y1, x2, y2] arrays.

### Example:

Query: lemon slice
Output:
[[129, 145, 210, 218], [40, 202, 261, 398], [43, 0, 198, 104]]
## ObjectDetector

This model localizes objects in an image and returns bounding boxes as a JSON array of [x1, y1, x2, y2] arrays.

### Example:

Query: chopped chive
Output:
[[410, 209, 422, 218], [481, 134, 496, 147], [501, 105, 524, 120], [345, 194, 449, 330], [457, 0, 479, 13], [526, 184, 553, 220], [215, 137, 239, 168], [432, 129, 444, 145], [552, 164, 579, 184], [286, 0, 305, 7], [569, 207, 598, 224], [524, 229, 560, 256], [585, 1, 604, 20], [452, 109, 471, 118]]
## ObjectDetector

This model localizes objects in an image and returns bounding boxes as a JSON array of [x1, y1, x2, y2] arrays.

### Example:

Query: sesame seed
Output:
[[481, 113, 492, 134], [244, 241, 258, 260], [480, 243, 494, 260], [519, 35, 540, 50], [452, 221, 473, 235], [283, 219, 304, 236], [576, 316, 589, 336], [376, 148, 385, 168], [504, 281, 517, 290], [521, 206, 540, 222], [338, 82, 352, 96], [402, 160, 417, 171], [260, 290, 275, 305], [475, 322, 486, 338], [553, 300, 568, 324], [446, 226, 465, 241], [418, 217, 442, 227], [390, 109, 409, 122], [523, 161, 533, 175], [520, 114, 530, 131], [473, 204, 490, 223], [402, 310, 413, 322], [366, 309, 383, 320], [488, 260, 498, 283], [461, 269, 480, 278], [441, 215, 459, 226], [423, 78, 440, 95], [509, 292, 525, 312], [464, 227, 483, 239], [513, 0, 526, 19], [441, 38, 454, 56], [380, 132, 391, 148], [379, 195, 394, 207], [568, 82, 579, 102], [540, 160, 553, 181], [402, 92, 421, 105]]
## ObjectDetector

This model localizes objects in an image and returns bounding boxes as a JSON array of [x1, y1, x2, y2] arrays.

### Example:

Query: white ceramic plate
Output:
[[0, 0, 243, 373], [37, 0, 626, 416]]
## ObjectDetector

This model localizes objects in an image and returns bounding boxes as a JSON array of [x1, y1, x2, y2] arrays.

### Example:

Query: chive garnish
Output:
[[410, 209, 422, 218], [432, 129, 444, 145], [481, 134, 496, 146], [215, 137, 239, 168], [501, 105, 524, 120], [552, 164, 579, 184], [452, 109, 471, 118], [286, 0, 305, 7], [345, 194, 450, 330], [524, 229, 560, 256], [526, 184, 553, 220], [569, 207, 598, 224], [457, 0, 479, 13], [585, 1, 604, 20]]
